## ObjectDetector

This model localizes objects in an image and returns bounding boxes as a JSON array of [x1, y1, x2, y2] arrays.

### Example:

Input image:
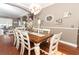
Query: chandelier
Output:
[[29, 4, 41, 15]]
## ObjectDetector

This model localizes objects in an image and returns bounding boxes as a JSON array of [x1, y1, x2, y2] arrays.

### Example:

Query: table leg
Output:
[[34, 43, 40, 55]]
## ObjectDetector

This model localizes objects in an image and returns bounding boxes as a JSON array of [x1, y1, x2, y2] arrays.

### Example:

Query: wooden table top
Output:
[[21, 30, 53, 43], [29, 33, 53, 43]]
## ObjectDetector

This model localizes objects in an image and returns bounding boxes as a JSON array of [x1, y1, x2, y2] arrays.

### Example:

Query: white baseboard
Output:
[[60, 40, 77, 48]]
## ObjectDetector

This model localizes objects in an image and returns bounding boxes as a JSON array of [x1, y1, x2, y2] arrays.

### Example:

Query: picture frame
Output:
[[45, 15, 54, 22]]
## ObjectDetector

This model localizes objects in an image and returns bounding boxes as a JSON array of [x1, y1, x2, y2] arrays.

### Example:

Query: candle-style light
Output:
[[38, 18, 41, 25], [37, 18, 41, 34]]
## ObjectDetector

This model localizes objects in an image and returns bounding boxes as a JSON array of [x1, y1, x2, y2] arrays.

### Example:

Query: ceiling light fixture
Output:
[[29, 4, 41, 15]]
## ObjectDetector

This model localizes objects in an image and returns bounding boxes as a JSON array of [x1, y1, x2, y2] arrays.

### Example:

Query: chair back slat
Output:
[[49, 32, 62, 54], [14, 28, 31, 55]]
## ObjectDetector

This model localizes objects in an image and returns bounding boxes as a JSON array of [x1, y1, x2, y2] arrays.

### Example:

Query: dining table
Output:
[[22, 31, 53, 55]]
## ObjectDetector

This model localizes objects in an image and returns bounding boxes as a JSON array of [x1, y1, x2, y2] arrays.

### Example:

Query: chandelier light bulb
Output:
[[29, 4, 41, 15]]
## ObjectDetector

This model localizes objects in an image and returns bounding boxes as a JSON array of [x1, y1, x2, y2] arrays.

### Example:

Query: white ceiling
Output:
[[0, 3, 54, 18], [1, 0, 54, 3], [12, 3, 53, 9]]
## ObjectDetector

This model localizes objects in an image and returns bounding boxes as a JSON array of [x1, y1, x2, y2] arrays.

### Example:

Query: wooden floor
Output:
[[0, 34, 79, 55], [58, 42, 79, 55], [0, 35, 19, 55]]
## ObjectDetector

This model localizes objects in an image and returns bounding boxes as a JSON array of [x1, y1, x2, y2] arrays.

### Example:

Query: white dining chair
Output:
[[33, 27, 50, 34], [33, 28, 51, 43], [32, 27, 51, 55], [13, 30, 16, 45], [13, 29, 21, 49], [14, 29, 36, 55], [15, 27, 26, 30], [40, 32, 62, 55], [13, 27, 26, 46]]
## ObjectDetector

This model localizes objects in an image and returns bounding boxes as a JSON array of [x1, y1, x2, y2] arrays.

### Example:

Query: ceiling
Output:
[[0, 3, 54, 18], [1, 0, 54, 3]]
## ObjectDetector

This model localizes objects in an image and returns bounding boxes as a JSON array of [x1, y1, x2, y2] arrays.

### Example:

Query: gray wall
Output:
[[33, 3, 79, 45]]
